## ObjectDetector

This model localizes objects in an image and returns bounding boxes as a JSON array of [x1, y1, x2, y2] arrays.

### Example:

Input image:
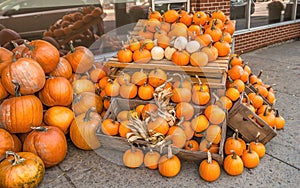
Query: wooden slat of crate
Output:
[[244, 85, 273, 106], [97, 98, 226, 164], [228, 97, 277, 145]]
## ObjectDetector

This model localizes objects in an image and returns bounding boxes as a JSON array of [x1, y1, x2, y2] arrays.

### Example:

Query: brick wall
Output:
[[189, 0, 300, 53], [233, 22, 300, 53], [190, 0, 231, 16]]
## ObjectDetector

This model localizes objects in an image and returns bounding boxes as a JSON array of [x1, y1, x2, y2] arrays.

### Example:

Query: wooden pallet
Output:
[[96, 98, 227, 164], [228, 94, 277, 145]]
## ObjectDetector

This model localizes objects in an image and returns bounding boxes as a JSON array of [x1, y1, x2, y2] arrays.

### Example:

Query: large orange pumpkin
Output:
[[44, 106, 74, 134], [0, 151, 45, 188], [65, 43, 94, 73], [23, 126, 67, 168], [39, 76, 73, 107], [0, 81, 43, 133], [0, 47, 13, 75], [69, 108, 101, 150], [49, 57, 73, 79], [1, 57, 45, 95], [22, 39, 60, 73]]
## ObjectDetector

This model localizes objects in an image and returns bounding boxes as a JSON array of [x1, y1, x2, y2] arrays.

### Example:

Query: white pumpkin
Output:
[[174, 36, 187, 50], [164, 46, 176, 60], [151, 46, 165, 60], [186, 40, 201, 54]]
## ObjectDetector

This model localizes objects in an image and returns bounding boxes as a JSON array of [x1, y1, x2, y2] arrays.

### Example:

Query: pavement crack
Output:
[[266, 153, 300, 171], [58, 166, 77, 188]]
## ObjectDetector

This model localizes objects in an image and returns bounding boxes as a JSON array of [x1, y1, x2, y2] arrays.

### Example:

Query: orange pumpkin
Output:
[[123, 147, 144, 168], [199, 151, 221, 182], [158, 146, 181, 177], [117, 48, 133, 63], [163, 9, 179, 23], [241, 144, 260, 169], [1, 57, 45, 95], [172, 50, 190, 66], [204, 104, 226, 124], [0, 47, 13, 75], [0, 81, 43, 133], [144, 150, 160, 170], [69, 108, 101, 150], [49, 57, 73, 79], [138, 83, 154, 100], [65, 43, 94, 73], [223, 151, 244, 176], [148, 68, 167, 88], [43, 106, 74, 134], [0, 151, 45, 187], [101, 119, 120, 136], [193, 11, 207, 25], [23, 126, 67, 168], [133, 48, 151, 64], [22, 39, 60, 73], [39, 77, 73, 107]]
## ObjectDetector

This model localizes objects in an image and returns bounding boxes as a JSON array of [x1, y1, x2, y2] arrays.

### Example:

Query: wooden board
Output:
[[96, 98, 227, 164]]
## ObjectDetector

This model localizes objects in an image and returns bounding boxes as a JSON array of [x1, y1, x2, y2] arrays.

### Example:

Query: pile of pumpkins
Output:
[[117, 9, 235, 66], [0, 9, 286, 186], [0, 39, 108, 187]]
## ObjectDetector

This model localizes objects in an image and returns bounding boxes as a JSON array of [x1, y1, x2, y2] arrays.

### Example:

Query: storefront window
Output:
[[230, 0, 299, 31]]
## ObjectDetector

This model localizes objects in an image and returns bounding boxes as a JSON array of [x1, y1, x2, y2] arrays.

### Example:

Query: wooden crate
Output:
[[228, 95, 277, 145], [104, 58, 228, 97], [96, 98, 227, 164]]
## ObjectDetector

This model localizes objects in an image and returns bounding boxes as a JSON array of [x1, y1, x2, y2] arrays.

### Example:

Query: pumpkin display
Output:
[[22, 39, 60, 73], [0, 81, 43, 133], [123, 146, 144, 168], [0, 151, 45, 188], [69, 108, 101, 150], [39, 76, 73, 107], [1, 57, 45, 95], [199, 151, 221, 182], [23, 126, 67, 168]]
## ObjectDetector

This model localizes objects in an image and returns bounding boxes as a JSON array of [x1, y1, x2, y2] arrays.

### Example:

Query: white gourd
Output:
[[174, 36, 187, 50], [151, 46, 165, 60], [186, 40, 201, 54]]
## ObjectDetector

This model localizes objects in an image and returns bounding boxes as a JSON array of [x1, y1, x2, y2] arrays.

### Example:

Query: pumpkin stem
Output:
[[84, 107, 96, 122], [176, 117, 185, 129], [69, 40, 75, 53], [24, 40, 35, 51], [195, 75, 204, 92], [31, 126, 48, 132], [207, 150, 212, 164], [230, 150, 237, 159], [11, 80, 21, 97], [257, 70, 263, 78], [255, 132, 261, 143], [246, 143, 253, 153], [233, 129, 240, 140], [167, 144, 173, 159], [6, 151, 25, 166], [173, 73, 184, 88]]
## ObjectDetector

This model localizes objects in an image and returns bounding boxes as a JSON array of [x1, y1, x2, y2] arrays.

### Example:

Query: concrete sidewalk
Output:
[[40, 40, 300, 188]]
